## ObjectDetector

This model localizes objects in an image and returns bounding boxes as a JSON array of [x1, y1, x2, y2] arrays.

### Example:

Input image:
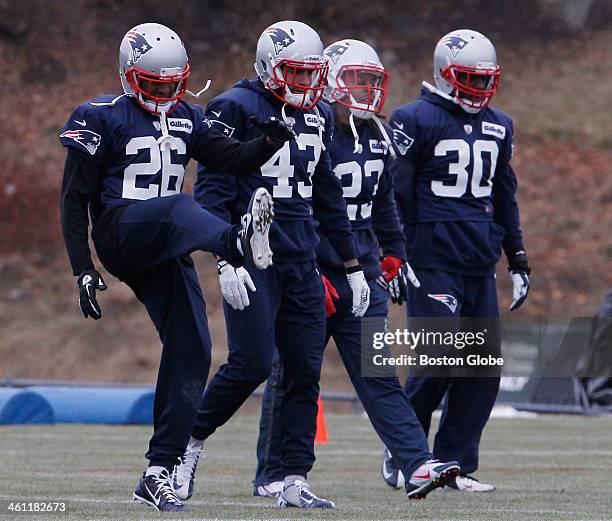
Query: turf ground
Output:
[[0, 413, 610, 521]]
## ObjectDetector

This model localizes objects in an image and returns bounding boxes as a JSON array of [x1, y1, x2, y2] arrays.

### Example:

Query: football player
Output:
[[252, 39, 460, 501], [172, 21, 370, 509], [382, 29, 531, 492], [59, 23, 294, 512]]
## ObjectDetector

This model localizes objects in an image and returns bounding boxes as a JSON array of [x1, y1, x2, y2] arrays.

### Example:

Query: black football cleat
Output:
[[133, 469, 188, 512]]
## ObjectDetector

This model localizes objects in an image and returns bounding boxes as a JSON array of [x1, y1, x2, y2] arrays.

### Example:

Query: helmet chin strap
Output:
[[348, 112, 363, 154], [157, 110, 177, 151], [186, 79, 212, 98], [90, 93, 129, 107], [348, 111, 397, 160], [424, 81, 482, 114], [312, 105, 326, 152], [371, 115, 397, 160]]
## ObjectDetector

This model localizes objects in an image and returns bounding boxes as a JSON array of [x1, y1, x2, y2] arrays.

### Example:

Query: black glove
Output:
[[249, 116, 295, 146], [508, 251, 531, 311], [389, 263, 411, 305], [77, 269, 107, 319]]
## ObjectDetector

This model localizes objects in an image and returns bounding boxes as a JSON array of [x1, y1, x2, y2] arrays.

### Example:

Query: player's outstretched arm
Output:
[[190, 118, 294, 175], [60, 149, 107, 319]]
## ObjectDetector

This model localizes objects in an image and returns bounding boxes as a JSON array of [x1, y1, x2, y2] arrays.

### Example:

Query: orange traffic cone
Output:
[[314, 395, 328, 444]]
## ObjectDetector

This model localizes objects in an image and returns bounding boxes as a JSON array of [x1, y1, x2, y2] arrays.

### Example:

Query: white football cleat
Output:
[[446, 474, 496, 492], [406, 459, 460, 500], [278, 480, 335, 509], [172, 439, 204, 501], [253, 480, 284, 498], [239, 187, 274, 270]]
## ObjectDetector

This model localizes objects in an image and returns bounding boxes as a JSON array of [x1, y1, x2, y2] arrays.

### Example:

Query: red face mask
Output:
[[125, 65, 191, 114], [268, 59, 329, 109], [332, 65, 389, 114], [442, 64, 500, 110]]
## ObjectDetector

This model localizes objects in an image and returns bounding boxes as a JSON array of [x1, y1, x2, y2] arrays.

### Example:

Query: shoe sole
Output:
[[249, 188, 274, 270], [133, 493, 189, 512], [406, 465, 460, 500], [133, 493, 161, 511], [278, 499, 335, 509]]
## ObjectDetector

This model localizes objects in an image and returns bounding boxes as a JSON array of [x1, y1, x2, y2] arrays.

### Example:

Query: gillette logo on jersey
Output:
[[125, 31, 152, 63], [264, 27, 296, 55], [59, 129, 102, 155], [441, 35, 469, 58], [481, 122, 506, 139], [168, 118, 193, 133], [303, 113, 325, 128]]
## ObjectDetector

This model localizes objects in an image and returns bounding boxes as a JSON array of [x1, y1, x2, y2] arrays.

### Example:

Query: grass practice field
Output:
[[0, 413, 611, 521]]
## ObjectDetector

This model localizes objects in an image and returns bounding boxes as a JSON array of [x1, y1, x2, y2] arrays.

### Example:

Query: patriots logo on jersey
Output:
[[441, 35, 469, 58], [125, 31, 152, 63], [427, 294, 458, 313], [392, 128, 414, 156], [60, 129, 102, 155], [263, 27, 295, 56], [204, 118, 235, 137], [324, 43, 350, 64]]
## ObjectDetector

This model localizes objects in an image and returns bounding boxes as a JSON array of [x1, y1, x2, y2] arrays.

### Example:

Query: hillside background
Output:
[[0, 0, 610, 390]]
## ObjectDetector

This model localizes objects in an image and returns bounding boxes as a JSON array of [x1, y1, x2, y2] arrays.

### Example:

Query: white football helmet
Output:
[[119, 23, 190, 115], [254, 20, 328, 109], [433, 29, 500, 113], [323, 39, 389, 120]]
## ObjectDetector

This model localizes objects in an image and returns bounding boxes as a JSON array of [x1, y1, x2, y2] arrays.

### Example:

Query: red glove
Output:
[[380, 256, 404, 282], [322, 276, 339, 317]]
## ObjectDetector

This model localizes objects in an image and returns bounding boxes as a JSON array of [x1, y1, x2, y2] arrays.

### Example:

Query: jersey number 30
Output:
[[432, 139, 498, 198]]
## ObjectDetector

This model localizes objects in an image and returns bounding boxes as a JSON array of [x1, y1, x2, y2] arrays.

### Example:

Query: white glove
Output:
[[218, 261, 256, 311], [346, 267, 370, 317], [510, 271, 530, 311]]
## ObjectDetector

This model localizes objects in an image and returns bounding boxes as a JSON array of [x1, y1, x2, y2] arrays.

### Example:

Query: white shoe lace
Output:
[[295, 481, 319, 503], [153, 471, 182, 504], [175, 447, 203, 484]]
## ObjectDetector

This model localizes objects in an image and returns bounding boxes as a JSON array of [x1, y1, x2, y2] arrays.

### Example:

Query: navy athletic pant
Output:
[[191, 259, 326, 478], [94, 194, 240, 469], [254, 270, 432, 486], [404, 268, 501, 475]]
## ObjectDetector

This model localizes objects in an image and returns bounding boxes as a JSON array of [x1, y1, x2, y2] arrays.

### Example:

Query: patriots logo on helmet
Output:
[[263, 27, 296, 56], [125, 31, 152, 63], [427, 293, 458, 313], [60, 129, 102, 155], [392, 128, 414, 156], [324, 43, 350, 64], [441, 35, 469, 58]]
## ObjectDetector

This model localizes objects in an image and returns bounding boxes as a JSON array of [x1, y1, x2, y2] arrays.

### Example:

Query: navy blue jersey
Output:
[[194, 79, 356, 263], [60, 95, 275, 224], [316, 118, 405, 280], [59, 94, 278, 275], [389, 84, 524, 276]]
